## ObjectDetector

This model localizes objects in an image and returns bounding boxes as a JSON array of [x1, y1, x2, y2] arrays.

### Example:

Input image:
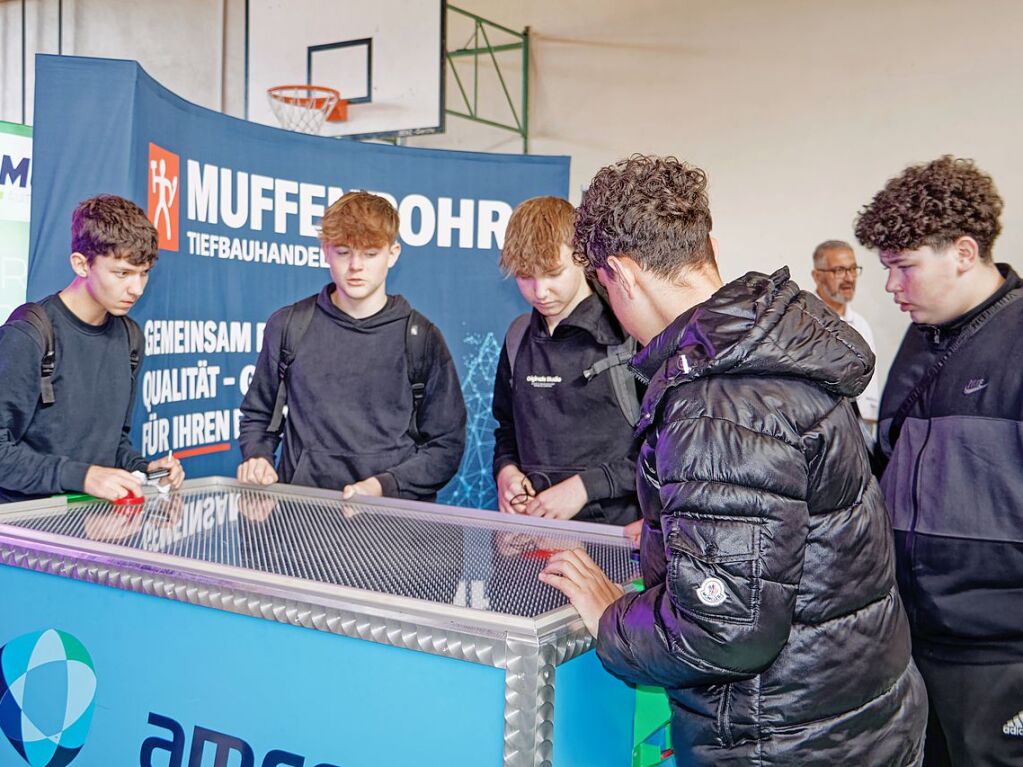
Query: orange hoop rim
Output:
[[267, 84, 348, 122]]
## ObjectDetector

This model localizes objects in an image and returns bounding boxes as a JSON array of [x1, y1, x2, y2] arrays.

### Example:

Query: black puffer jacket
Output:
[[596, 269, 927, 766]]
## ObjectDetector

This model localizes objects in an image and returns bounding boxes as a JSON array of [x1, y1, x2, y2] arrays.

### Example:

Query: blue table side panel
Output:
[[552, 646, 636, 766], [0, 563, 507, 767]]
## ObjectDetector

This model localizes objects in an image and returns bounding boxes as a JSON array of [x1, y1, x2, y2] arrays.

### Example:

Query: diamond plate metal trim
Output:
[[503, 635, 558, 767], [0, 541, 508, 668]]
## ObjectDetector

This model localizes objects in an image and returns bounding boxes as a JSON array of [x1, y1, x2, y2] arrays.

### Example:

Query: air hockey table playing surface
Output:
[[0, 477, 642, 766]]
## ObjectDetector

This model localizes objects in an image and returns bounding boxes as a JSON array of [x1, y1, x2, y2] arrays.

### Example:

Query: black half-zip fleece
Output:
[[0, 293, 148, 502], [239, 285, 466, 500], [878, 263, 1023, 662], [492, 293, 640, 525]]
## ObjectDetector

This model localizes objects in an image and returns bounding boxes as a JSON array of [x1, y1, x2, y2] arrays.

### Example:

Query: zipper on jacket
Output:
[[903, 418, 932, 629], [716, 682, 734, 747]]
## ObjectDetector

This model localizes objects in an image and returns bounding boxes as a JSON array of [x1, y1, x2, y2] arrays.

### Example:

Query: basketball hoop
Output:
[[267, 85, 348, 135]]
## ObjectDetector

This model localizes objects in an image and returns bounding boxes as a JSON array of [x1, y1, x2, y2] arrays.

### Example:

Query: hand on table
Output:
[[539, 548, 624, 638], [623, 519, 644, 547], [342, 476, 383, 500], [237, 457, 278, 486], [523, 474, 588, 520], [147, 452, 184, 490], [83, 465, 142, 501], [496, 464, 534, 514]]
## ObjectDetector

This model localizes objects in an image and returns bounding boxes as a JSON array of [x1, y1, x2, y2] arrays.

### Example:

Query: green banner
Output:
[[0, 120, 32, 319]]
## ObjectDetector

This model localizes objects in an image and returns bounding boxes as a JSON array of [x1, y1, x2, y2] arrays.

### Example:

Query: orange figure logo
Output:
[[148, 143, 180, 251]]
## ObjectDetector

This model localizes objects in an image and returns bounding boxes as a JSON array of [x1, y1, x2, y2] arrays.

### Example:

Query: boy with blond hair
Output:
[[492, 195, 640, 531], [238, 191, 466, 500]]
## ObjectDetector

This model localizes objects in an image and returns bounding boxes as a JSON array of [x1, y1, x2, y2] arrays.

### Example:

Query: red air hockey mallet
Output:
[[111, 492, 144, 510], [523, 548, 561, 560], [111, 467, 169, 511]]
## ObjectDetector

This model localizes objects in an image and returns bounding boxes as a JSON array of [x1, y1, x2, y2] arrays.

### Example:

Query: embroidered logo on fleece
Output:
[[963, 378, 989, 395]]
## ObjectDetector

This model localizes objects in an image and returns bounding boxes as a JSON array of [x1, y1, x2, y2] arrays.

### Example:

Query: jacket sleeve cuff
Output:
[[128, 455, 150, 473], [59, 460, 91, 494], [578, 466, 612, 502], [595, 592, 644, 680], [493, 456, 519, 479], [374, 472, 399, 498]]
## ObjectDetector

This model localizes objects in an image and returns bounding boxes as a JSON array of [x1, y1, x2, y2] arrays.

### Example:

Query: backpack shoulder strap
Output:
[[406, 309, 431, 442], [583, 335, 641, 426], [607, 336, 641, 426], [120, 315, 144, 377], [888, 287, 1023, 447], [503, 312, 531, 383], [6, 302, 56, 405], [266, 294, 318, 434]]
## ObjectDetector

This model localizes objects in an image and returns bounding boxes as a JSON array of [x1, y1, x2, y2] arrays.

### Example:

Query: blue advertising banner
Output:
[[27, 55, 569, 508]]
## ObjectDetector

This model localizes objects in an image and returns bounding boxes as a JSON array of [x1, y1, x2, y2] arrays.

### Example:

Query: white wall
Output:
[[410, 0, 1023, 388], [0, 0, 231, 120], [4, 0, 1022, 387]]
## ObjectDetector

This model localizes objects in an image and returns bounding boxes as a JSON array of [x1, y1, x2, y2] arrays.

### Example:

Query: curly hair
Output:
[[574, 155, 714, 279], [854, 156, 1002, 261], [72, 195, 158, 266], [319, 191, 399, 248], [499, 196, 574, 277]]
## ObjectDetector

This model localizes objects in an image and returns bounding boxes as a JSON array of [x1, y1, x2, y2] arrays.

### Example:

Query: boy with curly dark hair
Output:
[[539, 155, 926, 766], [856, 156, 1023, 767]]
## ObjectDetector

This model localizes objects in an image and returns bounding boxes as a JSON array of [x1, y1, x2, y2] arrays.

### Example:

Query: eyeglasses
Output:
[[509, 471, 551, 507], [817, 266, 863, 278]]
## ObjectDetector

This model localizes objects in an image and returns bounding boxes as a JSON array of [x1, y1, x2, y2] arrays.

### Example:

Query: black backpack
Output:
[[4, 302, 143, 406], [503, 312, 641, 426], [265, 295, 432, 439]]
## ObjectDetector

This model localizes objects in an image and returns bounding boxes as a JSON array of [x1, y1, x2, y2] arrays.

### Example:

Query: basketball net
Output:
[[267, 85, 344, 135]]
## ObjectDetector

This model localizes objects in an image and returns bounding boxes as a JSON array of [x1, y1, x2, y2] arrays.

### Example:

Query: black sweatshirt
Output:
[[492, 293, 640, 525], [0, 294, 148, 502], [238, 286, 466, 500]]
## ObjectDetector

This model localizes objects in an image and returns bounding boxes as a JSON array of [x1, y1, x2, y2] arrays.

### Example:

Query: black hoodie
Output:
[[597, 269, 925, 766], [238, 286, 466, 500], [491, 293, 640, 525]]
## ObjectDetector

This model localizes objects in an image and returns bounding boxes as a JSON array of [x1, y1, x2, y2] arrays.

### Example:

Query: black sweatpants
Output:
[[915, 653, 1023, 767]]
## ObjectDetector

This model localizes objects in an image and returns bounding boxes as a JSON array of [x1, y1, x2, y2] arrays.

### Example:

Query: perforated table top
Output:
[[3, 484, 640, 620]]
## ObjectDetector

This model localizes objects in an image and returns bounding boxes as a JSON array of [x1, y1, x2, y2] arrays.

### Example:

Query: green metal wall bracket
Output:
[[446, 6, 530, 153]]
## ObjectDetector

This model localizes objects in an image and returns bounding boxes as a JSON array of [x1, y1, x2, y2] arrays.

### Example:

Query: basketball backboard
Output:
[[246, 0, 445, 138]]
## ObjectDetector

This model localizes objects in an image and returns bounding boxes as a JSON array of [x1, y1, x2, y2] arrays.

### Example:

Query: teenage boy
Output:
[[0, 194, 184, 502], [237, 191, 466, 501], [539, 156, 926, 766], [492, 196, 641, 532], [856, 156, 1023, 767]]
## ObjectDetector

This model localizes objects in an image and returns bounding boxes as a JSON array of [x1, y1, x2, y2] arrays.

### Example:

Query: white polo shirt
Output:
[[842, 306, 879, 422]]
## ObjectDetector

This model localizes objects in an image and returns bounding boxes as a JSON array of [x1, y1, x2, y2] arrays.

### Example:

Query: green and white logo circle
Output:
[[0, 629, 97, 767]]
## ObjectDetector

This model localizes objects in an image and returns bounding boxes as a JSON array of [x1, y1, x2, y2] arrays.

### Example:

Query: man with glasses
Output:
[[811, 240, 879, 441]]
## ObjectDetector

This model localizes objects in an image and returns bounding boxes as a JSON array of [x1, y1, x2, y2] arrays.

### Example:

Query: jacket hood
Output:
[[633, 268, 875, 426], [316, 284, 411, 331]]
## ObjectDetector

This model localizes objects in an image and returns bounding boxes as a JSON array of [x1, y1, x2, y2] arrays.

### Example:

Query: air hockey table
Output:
[[0, 478, 642, 767]]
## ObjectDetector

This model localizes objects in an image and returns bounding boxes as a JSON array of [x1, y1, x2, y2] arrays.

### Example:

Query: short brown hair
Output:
[[854, 156, 1003, 262], [574, 155, 715, 279], [499, 196, 574, 277], [71, 194, 158, 266], [319, 191, 399, 248]]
